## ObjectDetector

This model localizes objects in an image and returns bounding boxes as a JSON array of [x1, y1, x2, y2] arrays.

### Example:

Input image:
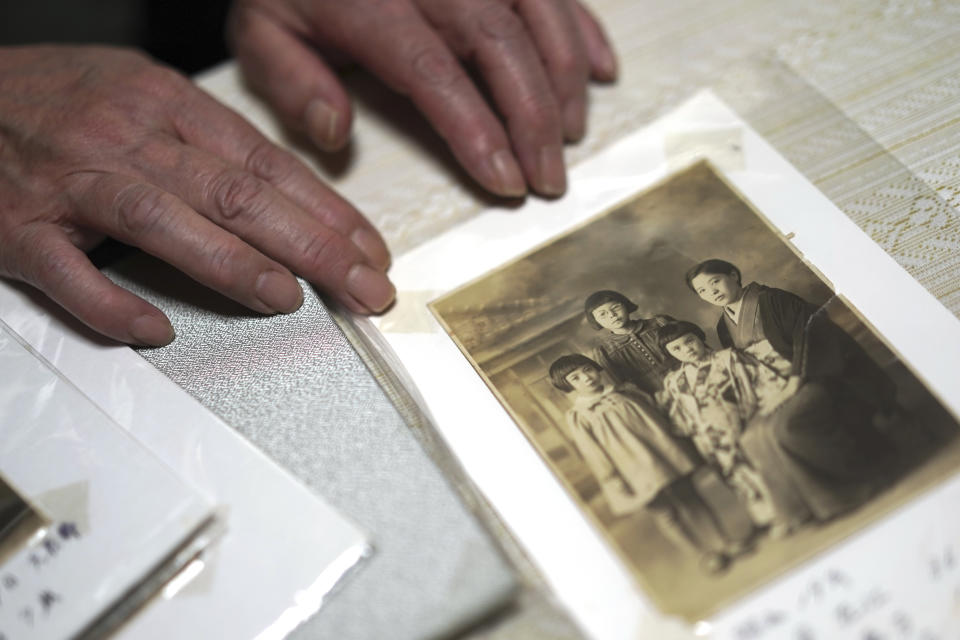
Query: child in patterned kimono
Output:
[[549, 354, 752, 572], [656, 322, 809, 538]]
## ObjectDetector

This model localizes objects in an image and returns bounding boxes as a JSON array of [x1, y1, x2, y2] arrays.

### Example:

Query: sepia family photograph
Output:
[[429, 162, 960, 619]]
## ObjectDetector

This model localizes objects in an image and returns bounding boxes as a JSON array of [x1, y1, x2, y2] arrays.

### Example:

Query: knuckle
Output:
[[410, 47, 462, 90], [133, 64, 191, 102], [476, 4, 525, 41], [210, 170, 268, 221], [298, 230, 348, 277], [18, 231, 71, 289], [126, 133, 178, 173], [244, 141, 293, 184], [36, 249, 73, 288], [113, 183, 172, 237], [552, 47, 587, 81], [203, 238, 246, 291], [517, 88, 561, 125]]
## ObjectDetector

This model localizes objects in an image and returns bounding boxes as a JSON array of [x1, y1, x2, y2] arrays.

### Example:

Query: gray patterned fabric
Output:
[[105, 254, 519, 640]]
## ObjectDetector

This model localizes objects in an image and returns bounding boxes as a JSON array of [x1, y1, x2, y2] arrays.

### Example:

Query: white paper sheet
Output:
[[0, 324, 215, 639], [0, 285, 370, 640], [371, 91, 960, 639]]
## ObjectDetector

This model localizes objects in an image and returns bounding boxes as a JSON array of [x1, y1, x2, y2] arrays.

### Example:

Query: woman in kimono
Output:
[[656, 321, 811, 537], [684, 260, 893, 519], [584, 290, 675, 394], [549, 353, 753, 572], [684, 259, 897, 408]]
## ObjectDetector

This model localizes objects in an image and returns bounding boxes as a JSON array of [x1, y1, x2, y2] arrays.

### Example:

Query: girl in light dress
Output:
[[549, 354, 753, 573]]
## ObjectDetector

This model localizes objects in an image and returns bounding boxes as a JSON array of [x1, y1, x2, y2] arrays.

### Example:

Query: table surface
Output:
[[144, 1, 960, 637]]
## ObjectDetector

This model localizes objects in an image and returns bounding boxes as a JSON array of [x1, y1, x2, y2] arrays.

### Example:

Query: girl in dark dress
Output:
[[584, 290, 675, 395]]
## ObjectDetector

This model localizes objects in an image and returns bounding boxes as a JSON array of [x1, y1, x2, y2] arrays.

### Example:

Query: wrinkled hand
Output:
[[228, 0, 617, 198], [0, 46, 393, 346]]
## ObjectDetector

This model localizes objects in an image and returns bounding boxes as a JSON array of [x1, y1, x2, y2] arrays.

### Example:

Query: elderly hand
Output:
[[228, 0, 617, 198], [0, 46, 393, 347]]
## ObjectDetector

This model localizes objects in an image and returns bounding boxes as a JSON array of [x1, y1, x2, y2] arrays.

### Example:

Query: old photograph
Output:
[[429, 162, 960, 619]]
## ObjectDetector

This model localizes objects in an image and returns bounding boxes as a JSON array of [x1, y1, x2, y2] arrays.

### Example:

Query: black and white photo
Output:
[[430, 161, 960, 619]]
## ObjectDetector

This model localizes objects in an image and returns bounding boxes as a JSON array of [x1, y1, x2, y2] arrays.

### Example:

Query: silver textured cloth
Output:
[[106, 255, 518, 640]]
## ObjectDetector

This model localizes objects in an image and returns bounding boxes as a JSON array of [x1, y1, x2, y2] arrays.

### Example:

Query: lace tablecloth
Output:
[[200, 0, 960, 316]]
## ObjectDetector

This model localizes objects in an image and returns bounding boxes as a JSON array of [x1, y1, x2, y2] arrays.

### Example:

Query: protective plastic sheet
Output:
[[106, 257, 520, 640], [0, 321, 217, 639], [0, 285, 371, 640], [343, 89, 960, 639]]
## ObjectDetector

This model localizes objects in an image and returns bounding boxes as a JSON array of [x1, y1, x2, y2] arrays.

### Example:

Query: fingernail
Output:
[[130, 314, 175, 347], [256, 270, 304, 314], [346, 263, 396, 313], [487, 149, 526, 197], [598, 48, 618, 81], [563, 97, 586, 142], [351, 228, 391, 271], [537, 144, 567, 197], [305, 98, 341, 151]]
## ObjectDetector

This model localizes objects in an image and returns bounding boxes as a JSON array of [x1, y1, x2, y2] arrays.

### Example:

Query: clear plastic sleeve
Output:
[[333, 79, 960, 639], [0, 321, 217, 639], [0, 289, 371, 640]]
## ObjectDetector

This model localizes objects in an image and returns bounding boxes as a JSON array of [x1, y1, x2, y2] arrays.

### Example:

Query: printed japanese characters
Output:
[[429, 162, 960, 619]]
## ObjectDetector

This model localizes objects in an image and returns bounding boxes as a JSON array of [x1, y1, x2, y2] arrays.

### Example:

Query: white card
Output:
[[368, 90, 960, 639], [0, 324, 215, 639], [0, 287, 370, 640]]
